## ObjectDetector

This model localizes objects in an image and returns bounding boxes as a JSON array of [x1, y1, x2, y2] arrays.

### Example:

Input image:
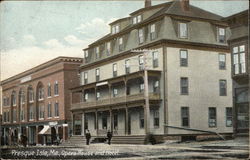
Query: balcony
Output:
[[71, 92, 160, 111]]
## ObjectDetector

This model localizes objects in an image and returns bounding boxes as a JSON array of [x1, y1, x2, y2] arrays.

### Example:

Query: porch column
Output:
[[125, 107, 128, 135], [63, 126, 68, 140], [35, 126, 39, 145], [95, 110, 98, 136], [71, 112, 74, 136], [26, 126, 29, 142], [109, 107, 113, 132], [81, 112, 85, 135]]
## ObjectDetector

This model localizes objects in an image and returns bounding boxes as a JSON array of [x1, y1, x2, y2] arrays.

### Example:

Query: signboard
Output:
[[20, 75, 31, 83]]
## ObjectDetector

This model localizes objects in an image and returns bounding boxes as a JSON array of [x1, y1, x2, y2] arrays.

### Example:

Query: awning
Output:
[[38, 125, 51, 135]]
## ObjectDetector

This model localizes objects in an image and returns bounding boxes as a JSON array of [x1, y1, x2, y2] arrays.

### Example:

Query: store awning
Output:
[[38, 125, 51, 135]]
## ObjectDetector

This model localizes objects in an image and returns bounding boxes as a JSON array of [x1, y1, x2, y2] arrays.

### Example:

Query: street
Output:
[[1, 137, 249, 159]]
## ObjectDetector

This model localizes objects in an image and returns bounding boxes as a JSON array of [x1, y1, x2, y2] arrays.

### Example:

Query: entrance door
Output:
[[237, 103, 249, 133], [73, 114, 82, 135]]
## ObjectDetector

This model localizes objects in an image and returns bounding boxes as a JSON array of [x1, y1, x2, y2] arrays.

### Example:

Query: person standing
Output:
[[107, 130, 112, 145], [85, 130, 91, 145]]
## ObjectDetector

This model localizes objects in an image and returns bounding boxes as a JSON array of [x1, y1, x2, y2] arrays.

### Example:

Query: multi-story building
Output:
[[224, 10, 249, 135], [1, 57, 82, 145], [70, 0, 233, 143]]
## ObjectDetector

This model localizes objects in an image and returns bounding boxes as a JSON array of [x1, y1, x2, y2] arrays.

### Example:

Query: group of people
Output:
[[85, 130, 113, 145]]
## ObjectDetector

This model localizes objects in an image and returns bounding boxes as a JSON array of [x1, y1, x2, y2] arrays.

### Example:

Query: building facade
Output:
[[70, 0, 233, 143], [1, 57, 82, 145], [225, 10, 249, 135]]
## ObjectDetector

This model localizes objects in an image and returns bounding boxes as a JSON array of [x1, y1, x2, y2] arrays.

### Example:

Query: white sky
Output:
[[0, 0, 249, 81]]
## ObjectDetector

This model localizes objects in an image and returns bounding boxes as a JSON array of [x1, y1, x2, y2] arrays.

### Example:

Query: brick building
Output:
[[1, 57, 82, 145], [69, 0, 233, 144]]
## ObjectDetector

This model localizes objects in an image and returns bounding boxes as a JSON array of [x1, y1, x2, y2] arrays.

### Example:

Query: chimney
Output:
[[145, 0, 151, 8], [180, 0, 189, 11]]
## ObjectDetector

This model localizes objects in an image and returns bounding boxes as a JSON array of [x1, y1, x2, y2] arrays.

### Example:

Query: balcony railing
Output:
[[71, 92, 160, 110]]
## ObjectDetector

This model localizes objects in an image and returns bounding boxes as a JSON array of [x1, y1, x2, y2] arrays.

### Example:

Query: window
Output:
[[179, 22, 188, 38], [84, 72, 88, 84], [133, 15, 142, 24], [219, 80, 227, 96], [125, 59, 130, 74], [106, 42, 111, 55], [113, 63, 117, 77], [20, 107, 24, 121], [3, 97, 9, 106], [113, 88, 118, 97], [38, 87, 44, 100], [139, 55, 144, 70], [84, 92, 88, 101], [153, 109, 159, 128], [96, 68, 100, 82], [47, 83, 51, 97], [95, 46, 100, 59], [180, 50, 188, 67], [96, 91, 100, 100], [152, 51, 159, 68], [39, 105, 45, 119], [226, 107, 232, 127], [29, 106, 33, 120], [11, 91, 16, 106], [218, 27, 226, 43], [139, 82, 144, 93], [54, 102, 59, 117], [219, 54, 226, 70], [118, 37, 124, 51], [114, 113, 118, 129], [233, 45, 246, 74], [20, 91, 25, 104], [150, 24, 156, 40], [112, 25, 120, 34], [153, 80, 159, 93], [47, 103, 52, 118], [181, 107, 189, 127], [180, 77, 188, 95], [54, 81, 59, 96], [209, 107, 216, 127], [13, 108, 17, 122], [28, 88, 34, 102], [139, 110, 144, 128], [138, 29, 144, 44]]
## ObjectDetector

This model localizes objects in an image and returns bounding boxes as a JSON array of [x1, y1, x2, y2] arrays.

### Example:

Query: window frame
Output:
[[152, 51, 159, 68], [150, 23, 156, 40], [96, 68, 100, 82], [225, 107, 232, 127], [181, 107, 189, 127], [180, 50, 188, 67], [54, 81, 59, 96], [217, 27, 226, 43], [125, 59, 130, 74], [208, 107, 217, 127], [180, 77, 189, 95], [113, 63, 117, 77], [138, 28, 144, 44], [219, 79, 227, 96], [219, 53, 226, 70]]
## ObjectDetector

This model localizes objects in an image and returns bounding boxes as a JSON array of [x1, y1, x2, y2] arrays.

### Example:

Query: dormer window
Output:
[[179, 22, 188, 38], [84, 50, 89, 58], [106, 42, 111, 55], [95, 47, 100, 59], [217, 27, 226, 43], [119, 37, 124, 51], [112, 25, 120, 34], [133, 15, 142, 24]]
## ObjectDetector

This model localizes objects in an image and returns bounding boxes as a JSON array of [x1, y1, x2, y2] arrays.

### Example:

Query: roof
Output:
[[109, 17, 130, 25], [223, 10, 249, 21], [1, 56, 83, 85], [86, 0, 225, 48]]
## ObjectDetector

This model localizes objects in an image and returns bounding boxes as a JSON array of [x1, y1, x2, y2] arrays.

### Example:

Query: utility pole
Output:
[[143, 51, 150, 136]]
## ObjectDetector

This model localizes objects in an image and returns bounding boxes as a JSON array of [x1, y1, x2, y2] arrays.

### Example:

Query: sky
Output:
[[0, 0, 249, 81]]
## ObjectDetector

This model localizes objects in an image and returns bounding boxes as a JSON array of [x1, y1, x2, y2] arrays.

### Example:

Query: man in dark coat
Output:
[[107, 130, 112, 145], [85, 130, 91, 145]]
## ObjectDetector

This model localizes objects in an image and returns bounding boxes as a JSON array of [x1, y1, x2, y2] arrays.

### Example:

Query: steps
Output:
[[111, 135, 146, 144], [61, 135, 87, 146]]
